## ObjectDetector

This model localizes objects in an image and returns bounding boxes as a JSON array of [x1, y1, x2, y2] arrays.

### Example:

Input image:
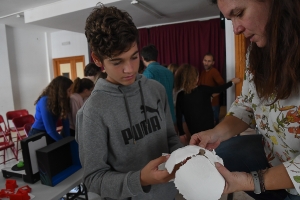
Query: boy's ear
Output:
[[91, 52, 103, 67]]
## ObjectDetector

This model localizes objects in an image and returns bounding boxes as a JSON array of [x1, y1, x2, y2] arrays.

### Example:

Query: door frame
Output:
[[53, 56, 85, 80]]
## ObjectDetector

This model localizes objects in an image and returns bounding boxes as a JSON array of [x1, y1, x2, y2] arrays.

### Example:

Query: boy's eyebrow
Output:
[[109, 51, 139, 61]]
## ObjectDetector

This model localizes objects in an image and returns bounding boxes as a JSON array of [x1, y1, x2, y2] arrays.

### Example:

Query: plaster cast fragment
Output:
[[165, 145, 225, 200]]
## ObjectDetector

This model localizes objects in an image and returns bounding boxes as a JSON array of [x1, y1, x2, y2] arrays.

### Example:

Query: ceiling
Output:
[[0, 0, 220, 33]]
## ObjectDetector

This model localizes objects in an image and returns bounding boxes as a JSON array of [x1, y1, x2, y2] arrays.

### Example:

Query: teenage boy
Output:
[[76, 4, 183, 200]]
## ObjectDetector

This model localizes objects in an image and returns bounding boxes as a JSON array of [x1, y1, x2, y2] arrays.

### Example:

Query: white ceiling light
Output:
[[131, 0, 164, 19]]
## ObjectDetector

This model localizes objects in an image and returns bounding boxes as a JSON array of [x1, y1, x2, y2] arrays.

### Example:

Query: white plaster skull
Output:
[[165, 145, 225, 200]]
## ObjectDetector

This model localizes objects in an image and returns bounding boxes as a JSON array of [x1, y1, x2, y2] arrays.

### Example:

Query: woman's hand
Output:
[[189, 129, 222, 150], [215, 162, 254, 194]]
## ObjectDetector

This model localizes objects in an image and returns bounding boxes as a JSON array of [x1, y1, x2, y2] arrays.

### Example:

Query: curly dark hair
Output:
[[35, 76, 73, 118], [249, 0, 300, 103], [85, 3, 139, 62], [174, 64, 199, 94]]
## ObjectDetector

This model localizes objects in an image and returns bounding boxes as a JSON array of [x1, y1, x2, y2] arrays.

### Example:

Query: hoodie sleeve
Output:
[[76, 108, 148, 199]]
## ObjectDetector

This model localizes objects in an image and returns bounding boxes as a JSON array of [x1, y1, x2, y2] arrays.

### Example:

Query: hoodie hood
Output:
[[93, 74, 145, 97]]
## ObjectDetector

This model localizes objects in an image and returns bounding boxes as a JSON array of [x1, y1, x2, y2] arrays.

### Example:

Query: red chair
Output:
[[0, 115, 14, 144], [0, 126, 18, 164], [12, 115, 35, 157], [23, 123, 33, 135], [6, 109, 29, 133]]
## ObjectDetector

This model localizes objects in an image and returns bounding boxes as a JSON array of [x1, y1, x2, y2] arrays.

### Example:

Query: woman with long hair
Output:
[[69, 77, 94, 136], [175, 64, 239, 143], [191, 1, 300, 199], [29, 76, 73, 142]]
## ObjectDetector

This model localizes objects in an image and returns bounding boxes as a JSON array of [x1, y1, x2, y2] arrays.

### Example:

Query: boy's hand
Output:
[[140, 155, 174, 186]]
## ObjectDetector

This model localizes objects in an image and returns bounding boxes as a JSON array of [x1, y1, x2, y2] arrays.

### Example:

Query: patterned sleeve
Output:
[[283, 157, 300, 195], [227, 68, 256, 129]]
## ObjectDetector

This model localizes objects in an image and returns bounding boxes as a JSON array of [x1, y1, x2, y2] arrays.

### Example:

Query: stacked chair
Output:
[[5, 109, 35, 159], [11, 114, 35, 158], [0, 115, 18, 164]]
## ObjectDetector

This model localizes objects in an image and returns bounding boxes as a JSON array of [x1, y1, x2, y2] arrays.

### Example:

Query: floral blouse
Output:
[[228, 60, 300, 195]]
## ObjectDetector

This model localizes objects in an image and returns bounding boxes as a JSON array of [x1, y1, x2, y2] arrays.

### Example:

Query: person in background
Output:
[[28, 76, 73, 142], [175, 64, 239, 144], [69, 77, 94, 136], [191, 0, 300, 199], [138, 59, 145, 74], [167, 63, 179, 76], [167, 63, 190, 144], [84, 62, 107, 84], [199, 53, 225, 125], [141, 44, 176, 124], [76, 4, 182, 199]]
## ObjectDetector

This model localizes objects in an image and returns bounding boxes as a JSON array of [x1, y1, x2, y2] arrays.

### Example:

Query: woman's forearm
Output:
[[214, 115, 249, 142], [264, 164, 294, 190]]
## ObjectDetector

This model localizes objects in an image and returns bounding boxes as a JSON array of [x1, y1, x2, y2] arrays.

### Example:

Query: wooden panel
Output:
[[52, 56, 85, 81], [234, 34, 247, 98]]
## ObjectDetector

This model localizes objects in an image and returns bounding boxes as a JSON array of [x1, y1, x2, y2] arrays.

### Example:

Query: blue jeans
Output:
[[285, 194, 300, 200], [212, 105, 220, 125], [215, 135, 297, 200]]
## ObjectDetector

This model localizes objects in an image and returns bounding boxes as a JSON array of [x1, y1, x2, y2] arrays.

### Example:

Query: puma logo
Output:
[[140, 100, 162, 120]]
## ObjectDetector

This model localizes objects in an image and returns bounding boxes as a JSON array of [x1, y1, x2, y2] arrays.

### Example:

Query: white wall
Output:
[[0, 24, 15, 117], [0, 28, 89, 118], [6, 27, 51, 115], [51, 30, 89, 65], [225, 19, 236, 111]]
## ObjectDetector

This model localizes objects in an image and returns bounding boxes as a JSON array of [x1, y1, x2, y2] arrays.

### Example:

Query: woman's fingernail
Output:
[[215, 162, 221, 167]]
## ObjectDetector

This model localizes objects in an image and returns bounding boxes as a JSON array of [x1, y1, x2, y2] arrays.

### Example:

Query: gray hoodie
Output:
[[76, 74, 183, 200]]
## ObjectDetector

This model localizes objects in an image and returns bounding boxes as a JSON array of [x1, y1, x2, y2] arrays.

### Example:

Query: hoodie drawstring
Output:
[[118, 81, 148, 144], [118, 86, 136, 144], [138, 81, 148, 131]]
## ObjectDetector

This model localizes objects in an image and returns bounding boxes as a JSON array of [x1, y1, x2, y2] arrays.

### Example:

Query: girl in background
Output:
[[84, 62, 107, 84], [175, 64, 239, 143], [69, 77, 94, 136], [29, 76, 73, 142], [167, 63, 179, 76]]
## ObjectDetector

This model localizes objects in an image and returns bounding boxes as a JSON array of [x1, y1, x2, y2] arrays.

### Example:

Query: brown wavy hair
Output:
[[174, 64, 199, 94], [211, 0, 300, 103], [249, 0, 300, 103], [167, 63, 179, 75], [35, 76, 73, 118], [85, 3, 139, 62]]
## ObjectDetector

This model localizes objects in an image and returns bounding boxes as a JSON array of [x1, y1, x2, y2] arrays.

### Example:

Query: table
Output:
[[0, 161, 83, 200]]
